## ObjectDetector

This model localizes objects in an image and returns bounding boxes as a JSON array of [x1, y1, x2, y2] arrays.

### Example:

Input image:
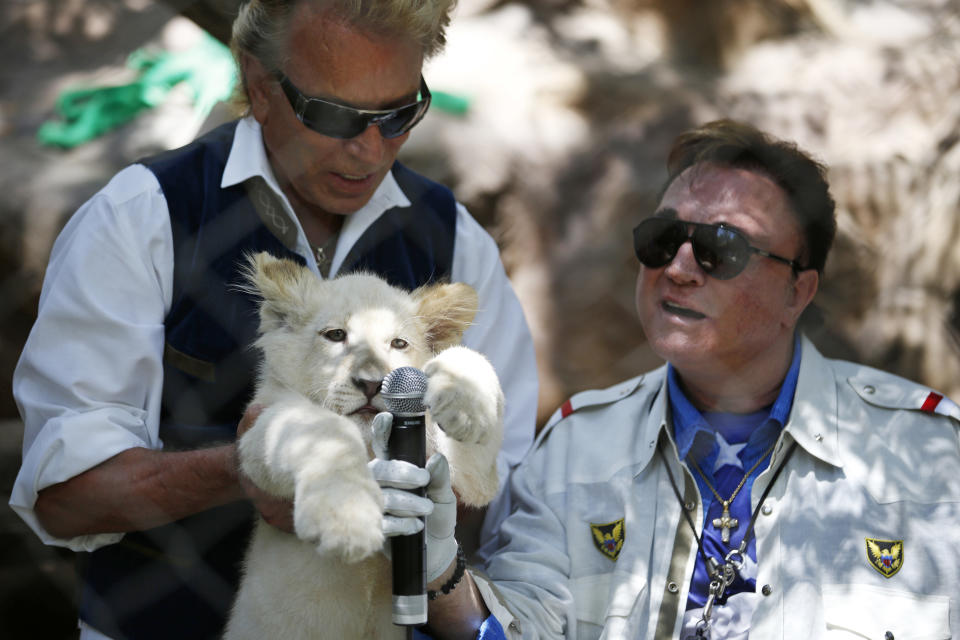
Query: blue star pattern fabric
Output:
[[713, 432, 747, 472], [668, 335, 803, 611]]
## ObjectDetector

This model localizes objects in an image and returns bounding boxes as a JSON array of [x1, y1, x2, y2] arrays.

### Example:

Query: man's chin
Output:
[[291, 175, 382, 218], [648, 332, 713, 365], [320, 171, 389, 210]]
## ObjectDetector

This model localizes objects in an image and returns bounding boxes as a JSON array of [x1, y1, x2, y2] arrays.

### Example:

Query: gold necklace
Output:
[[688, 441, 776, 544], [312, 234, 338, 277]]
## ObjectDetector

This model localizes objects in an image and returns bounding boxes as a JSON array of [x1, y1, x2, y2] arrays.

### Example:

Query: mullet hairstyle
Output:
[[229, 0, 457, 111], [662, 119, 837, 275]]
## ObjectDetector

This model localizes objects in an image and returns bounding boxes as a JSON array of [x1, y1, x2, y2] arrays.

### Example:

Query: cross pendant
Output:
[[712, 501, 739, 544]]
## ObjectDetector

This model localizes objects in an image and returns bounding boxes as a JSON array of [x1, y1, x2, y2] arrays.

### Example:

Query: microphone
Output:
[[380, 366, 428, 626]]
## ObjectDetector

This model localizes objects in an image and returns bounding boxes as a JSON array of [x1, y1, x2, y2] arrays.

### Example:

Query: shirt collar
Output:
[[221, 116, 412, 276], [667, 366, 711, 461], [784, 334, 844, 467], [668, 333, 803, 462], [222, 116, 272, 189], [768, 333, 803, 425]]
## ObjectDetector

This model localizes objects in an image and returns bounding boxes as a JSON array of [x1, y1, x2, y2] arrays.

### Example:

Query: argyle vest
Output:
[[78, 120, 457, 639]]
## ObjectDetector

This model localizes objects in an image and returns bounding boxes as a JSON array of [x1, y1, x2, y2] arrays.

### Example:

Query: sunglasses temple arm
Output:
[[754, 249, 805, 273]]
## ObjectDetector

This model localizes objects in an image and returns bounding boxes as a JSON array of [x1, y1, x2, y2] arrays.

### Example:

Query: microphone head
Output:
[[381, 366, 427, 414]]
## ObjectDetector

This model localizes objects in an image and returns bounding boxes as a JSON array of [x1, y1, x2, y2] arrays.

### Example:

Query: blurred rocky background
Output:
[[1, 0, 959, 636]]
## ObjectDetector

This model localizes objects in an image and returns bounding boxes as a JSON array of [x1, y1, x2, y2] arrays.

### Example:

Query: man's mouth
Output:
[[335, 172, 371, 182], [662, 300, 706, 320]]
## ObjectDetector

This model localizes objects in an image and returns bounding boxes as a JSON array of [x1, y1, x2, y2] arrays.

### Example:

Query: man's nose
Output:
[[664, 239, 705, 284], [345, 124, 386, 163]]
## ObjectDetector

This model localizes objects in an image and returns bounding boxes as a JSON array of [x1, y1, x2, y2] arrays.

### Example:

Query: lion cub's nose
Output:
[[352, 377, 382, 402]]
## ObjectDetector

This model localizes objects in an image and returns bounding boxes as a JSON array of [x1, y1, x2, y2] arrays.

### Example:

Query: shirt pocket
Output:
[[570, 571, 646, 627], [822, 584, 950, 639]]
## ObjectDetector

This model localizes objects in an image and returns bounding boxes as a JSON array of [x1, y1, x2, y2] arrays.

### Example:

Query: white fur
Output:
[[223, 253, 504, 640]]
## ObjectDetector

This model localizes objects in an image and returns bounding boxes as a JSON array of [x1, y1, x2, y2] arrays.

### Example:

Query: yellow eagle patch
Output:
[[865, 537, 903, 578], [590, 519, 625, 561]]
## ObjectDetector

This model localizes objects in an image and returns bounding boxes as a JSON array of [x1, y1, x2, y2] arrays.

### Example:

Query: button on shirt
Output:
[[668, 336, 802, 610]]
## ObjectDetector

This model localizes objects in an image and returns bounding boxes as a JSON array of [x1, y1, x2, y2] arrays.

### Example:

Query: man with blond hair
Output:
[[10, 1, 537, 638]]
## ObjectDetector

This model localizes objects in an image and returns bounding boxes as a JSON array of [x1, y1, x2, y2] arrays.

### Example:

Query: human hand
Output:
[[368, 412, 458, 582], [236, 404, 294, 533]]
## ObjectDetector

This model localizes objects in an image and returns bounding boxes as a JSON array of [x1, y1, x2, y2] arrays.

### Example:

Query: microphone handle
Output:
[[388, 412, 427, 626]]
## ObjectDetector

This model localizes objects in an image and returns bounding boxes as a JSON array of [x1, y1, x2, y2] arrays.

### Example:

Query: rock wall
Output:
[[2, 0, 958, 426], [407, 0, 960, 421], [0, 2, 957, 634]]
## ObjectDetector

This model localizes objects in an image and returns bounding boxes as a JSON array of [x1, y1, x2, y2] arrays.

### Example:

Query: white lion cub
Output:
[[223, 252, 504, 640]]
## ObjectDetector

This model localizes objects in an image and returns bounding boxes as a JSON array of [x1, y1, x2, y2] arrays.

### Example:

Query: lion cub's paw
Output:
[[294, 482, 385, 563], [423, 346, 504, 444]]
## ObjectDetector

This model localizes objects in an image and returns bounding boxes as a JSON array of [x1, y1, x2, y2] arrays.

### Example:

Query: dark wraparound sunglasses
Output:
[[633, 217, 807, 280], [277, 73, 431, 139]]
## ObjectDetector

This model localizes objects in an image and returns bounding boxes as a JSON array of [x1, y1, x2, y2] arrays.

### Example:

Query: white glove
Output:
[[368, 412, 459, 582]]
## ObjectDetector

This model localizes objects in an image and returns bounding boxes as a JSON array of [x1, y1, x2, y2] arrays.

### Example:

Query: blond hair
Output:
[[229, 0, 457, 111]]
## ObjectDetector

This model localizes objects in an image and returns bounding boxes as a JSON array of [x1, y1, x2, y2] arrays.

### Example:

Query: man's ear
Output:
[[242, 53, 272, 124], [242, 252, 314, 332], [412, 282, 478, 352], [783, 268, 819, 329]]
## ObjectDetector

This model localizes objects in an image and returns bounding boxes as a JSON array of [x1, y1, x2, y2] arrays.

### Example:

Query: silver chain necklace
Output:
[[658, 438, 797, 639], [688, 442, 776, 544], [312, 235, 338, 277]]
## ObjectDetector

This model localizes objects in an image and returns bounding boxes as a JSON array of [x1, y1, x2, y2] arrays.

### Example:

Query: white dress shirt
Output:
[[10, 116, 538, 556]]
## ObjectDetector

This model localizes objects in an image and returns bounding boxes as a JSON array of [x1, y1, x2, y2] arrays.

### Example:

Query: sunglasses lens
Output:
[[634, 218, 687, 268], [301, 102, 368, 139], [281, 73, 431, 139], [302, 98, 429, 139], [376, 101, 428, 139], [634, 218, 755, 279], [691, 225, 749, 280]]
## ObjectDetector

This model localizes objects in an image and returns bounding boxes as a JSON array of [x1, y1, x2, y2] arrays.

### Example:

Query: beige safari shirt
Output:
[[474, 335, 960, 639]]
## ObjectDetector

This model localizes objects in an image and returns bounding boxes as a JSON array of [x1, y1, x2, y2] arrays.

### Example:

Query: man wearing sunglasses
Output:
[[10, 1, 538, 639], [393, 120, 960, 639]]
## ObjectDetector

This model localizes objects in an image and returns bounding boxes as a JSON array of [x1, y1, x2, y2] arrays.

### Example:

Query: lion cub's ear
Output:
[[412, 282, 478, 352], [242, 252, 315, 331]]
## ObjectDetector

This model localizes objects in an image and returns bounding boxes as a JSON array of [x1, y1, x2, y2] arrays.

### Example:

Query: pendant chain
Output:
[[657, 437, 798, 639], [687, 441, 776, 543], [312, 234, 338, 277]]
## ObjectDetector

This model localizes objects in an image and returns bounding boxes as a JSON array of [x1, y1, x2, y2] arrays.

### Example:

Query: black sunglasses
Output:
[[633, 217, 807, 280], [276, 73, 431, 140]]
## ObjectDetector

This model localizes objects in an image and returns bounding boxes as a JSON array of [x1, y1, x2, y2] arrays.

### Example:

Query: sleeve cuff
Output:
[[478, 614, 507, 639], [471, 572, 521, 638], [411, 614, 506, 640]]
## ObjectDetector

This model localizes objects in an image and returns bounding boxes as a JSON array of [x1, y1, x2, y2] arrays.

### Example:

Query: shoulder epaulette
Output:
[[848, 372, 960, 421], [542, 375, 646, 431]]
